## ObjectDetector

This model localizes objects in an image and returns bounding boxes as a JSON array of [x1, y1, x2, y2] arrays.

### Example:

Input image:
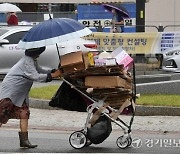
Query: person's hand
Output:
[[119, 20, 124, 25], [51, 69, 56, 73], [51, 69, 62, 78]]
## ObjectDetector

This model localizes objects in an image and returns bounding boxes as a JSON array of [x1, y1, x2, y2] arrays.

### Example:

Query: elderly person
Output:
[[0, 47, 62, 148]]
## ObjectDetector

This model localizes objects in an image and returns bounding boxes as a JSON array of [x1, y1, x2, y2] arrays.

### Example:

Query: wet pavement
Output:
[[2, 108, 180, 133]]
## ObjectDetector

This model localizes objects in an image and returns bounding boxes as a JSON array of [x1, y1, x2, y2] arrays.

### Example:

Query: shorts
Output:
[[0, 98, 30, 126]]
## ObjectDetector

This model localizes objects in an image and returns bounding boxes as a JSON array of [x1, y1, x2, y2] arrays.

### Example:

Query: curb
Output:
[[29, 98, 180, 116], [135, 105, 180, 116]]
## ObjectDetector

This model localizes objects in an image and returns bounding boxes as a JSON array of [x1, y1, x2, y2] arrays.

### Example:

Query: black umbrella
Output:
[[102, 4, 129, 18]]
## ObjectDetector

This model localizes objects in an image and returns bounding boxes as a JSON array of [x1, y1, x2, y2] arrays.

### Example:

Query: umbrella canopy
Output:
[[17, 18, 92, 50], [0, 3, 22, 13], [102, 4, 129, 18]]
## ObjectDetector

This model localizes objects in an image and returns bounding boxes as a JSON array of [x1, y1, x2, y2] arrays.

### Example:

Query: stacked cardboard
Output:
[[60, 51, 134, 112], [60, 51, 89, 73]]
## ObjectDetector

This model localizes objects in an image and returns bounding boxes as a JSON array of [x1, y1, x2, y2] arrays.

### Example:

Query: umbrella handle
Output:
[[56, 43, 61, 61], [49, 14, 52, 19]]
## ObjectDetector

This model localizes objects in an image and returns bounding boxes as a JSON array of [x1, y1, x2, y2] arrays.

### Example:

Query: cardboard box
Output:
[[61, 51, 83, 66], [60, 51, 92, 73], [111, 47, 133, 69], [85, 76, 132, 89]]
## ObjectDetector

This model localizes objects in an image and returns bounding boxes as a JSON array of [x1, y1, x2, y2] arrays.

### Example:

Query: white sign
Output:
[[78, 19, 111, 27], [44, 14, 53, 20], [124, 18, 136, 26]]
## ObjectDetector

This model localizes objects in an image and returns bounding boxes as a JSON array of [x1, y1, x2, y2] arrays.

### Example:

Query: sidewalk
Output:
[[29, 98, 180, 116], [3, 108, 180, 133]]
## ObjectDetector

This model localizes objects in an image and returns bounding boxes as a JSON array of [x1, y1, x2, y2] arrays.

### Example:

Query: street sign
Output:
[[124, 18, 136, 26]]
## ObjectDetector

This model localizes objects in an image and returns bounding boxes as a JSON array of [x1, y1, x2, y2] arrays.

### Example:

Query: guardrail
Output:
[[93, 25, 179, 32]]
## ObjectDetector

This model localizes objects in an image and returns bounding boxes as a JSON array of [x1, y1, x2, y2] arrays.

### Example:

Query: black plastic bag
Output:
[[49, 81, 87, 112], [87, 115, 112, 144]]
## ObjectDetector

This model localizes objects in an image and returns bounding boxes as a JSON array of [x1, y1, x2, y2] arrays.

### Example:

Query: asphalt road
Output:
[[0, 128, 179, 153]]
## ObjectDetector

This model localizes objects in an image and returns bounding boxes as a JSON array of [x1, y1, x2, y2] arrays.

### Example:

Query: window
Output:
[[0, 29, 8, 36], [4, 31, 27, 44]]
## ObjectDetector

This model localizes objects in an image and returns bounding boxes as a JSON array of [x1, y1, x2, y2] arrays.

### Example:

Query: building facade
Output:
[[145, 0, 180, 32]]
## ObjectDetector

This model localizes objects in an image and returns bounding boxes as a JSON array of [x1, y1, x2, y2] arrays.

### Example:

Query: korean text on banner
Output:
[[84, 32, 160, 54]]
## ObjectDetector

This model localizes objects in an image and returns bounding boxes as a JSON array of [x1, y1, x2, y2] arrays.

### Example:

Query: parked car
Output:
[[0, 26, 97, 74], [162, 46, 180, 72]]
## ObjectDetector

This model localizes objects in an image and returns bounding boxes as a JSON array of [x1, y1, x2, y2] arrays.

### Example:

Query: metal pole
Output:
[[48, 3, 52, 14]]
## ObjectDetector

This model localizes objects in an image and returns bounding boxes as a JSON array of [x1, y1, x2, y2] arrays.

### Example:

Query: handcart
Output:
[[63, 63, 137, 149]]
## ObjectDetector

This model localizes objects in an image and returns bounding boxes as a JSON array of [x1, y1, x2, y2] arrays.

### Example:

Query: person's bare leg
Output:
[[19, 119, 37, 148], [18, 110, 37, 149], [20, 119, 28, 132]]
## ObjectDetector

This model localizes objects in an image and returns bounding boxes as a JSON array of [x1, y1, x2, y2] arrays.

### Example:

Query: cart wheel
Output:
[[116, 136, 130, 149], [69, 131, 87, 149], [127, 136, 132, 146]]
